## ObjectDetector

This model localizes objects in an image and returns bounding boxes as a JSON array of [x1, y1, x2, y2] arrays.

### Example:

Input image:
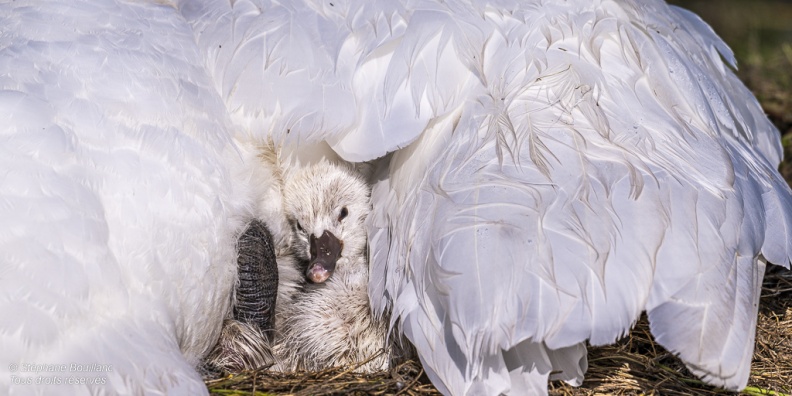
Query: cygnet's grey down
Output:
[[204, 145, 405, 374], [274, 160, 398, 372]]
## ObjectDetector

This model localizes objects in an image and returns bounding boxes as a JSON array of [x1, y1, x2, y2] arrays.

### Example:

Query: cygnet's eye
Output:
[[295, 221, 305, 233], [338, 207, 348, 222]]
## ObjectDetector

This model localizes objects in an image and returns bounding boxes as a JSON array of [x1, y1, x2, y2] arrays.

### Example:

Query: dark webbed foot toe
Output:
[[203, 219, 280, 373], [234, 219, 279, 339]]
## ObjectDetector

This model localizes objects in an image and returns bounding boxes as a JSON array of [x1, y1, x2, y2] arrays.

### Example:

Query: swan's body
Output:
[[273, 161, 401, 372], [205, 151, 393, 374], [2, 0, 791, 395], [0, 1, 246, 394], [274, 255, 393, 372]]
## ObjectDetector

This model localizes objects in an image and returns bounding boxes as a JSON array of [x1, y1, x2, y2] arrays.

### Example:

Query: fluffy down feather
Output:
[[274, 161, 405, 372]]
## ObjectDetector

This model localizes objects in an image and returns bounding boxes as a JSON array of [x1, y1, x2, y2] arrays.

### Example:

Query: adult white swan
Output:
[[2, 1, 791, 396]]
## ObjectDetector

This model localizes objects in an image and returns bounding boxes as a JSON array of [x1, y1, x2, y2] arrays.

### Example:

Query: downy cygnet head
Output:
[[282, 161, 370, 283]]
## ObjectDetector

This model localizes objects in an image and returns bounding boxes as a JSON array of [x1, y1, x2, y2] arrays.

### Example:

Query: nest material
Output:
[[550, 265, 792, 396], [205, 353, 441, 396]]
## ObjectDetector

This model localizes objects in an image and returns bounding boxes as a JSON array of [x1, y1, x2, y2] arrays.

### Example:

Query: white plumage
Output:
[[0, 1, 247, 394], [2, 0, 791, 395]]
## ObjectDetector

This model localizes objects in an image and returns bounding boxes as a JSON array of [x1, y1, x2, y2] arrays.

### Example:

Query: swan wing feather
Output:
[[365, 1, 792, 393], [0, 1, 247, 393]]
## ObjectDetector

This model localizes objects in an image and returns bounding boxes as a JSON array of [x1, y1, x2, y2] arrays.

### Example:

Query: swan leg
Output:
[[234, 219, 279, 335], [203, 220, 280, 374]]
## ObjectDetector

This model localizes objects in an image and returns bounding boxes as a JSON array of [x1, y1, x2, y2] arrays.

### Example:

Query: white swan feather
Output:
[[1, 1, 248, 394], [2, 0, 791, 395], [182, 0, 792, 393]]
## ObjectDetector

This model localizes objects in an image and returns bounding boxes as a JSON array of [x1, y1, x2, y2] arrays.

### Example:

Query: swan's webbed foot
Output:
[[203, 220, 280, 374], [234, 219, 279, 338]]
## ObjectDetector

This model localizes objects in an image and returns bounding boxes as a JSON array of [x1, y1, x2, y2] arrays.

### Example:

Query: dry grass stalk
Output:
[[206, 357, 441, 396]]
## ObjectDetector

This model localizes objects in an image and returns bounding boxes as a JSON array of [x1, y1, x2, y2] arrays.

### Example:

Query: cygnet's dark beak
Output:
[[306, 230, 342, 283]]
